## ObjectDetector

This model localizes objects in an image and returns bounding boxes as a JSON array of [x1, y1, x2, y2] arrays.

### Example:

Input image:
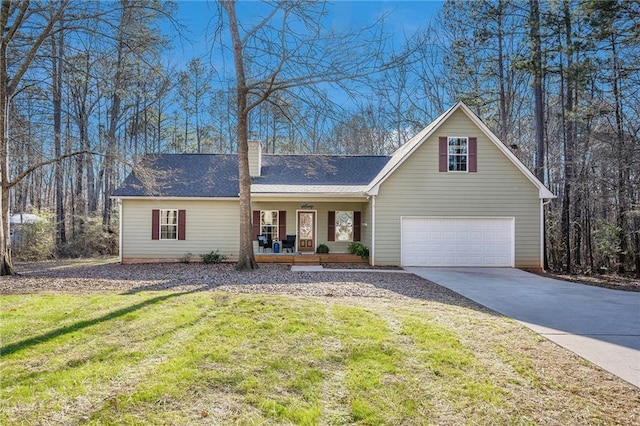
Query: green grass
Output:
[[0, 291, 636, 425]]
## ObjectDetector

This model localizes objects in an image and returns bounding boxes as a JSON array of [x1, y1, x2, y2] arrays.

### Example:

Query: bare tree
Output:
[[218, 0, 397, 270], [528, 0, 545, 183], [0, 0, 69, 275]]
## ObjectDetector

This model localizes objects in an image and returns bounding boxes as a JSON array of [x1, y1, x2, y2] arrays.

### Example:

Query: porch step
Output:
[[319, 254, 366, 264], [294, 255, 321, 265]]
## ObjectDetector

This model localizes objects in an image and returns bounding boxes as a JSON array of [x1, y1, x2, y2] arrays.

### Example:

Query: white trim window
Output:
[[448, 137, 468, 172], [335, 211, 354, 242], [260, 210, 279, 240], [160, 209, 178, 240]]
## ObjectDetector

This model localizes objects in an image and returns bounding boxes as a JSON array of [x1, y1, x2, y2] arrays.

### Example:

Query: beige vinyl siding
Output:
[[121, 199, 240, 261], [252, 201, 369, 253], [375, 108, 542, 268], [361, 201, 372, 250]]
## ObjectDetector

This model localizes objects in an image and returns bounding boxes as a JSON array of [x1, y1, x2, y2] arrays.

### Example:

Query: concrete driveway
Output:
[[405, 267, 640, 388]]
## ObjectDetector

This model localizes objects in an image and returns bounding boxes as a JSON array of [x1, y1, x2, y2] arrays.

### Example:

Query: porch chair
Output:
[[257, 234, 273, 252], [282, 234, 296, 253]]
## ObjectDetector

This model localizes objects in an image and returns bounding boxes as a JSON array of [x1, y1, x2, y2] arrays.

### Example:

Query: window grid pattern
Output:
[[160, 209, 178, 240], [261, 210, 279, 241], [448, 137, 468, 172]]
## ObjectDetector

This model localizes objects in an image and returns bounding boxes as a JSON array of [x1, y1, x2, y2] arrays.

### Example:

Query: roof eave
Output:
[[251, 192, 368, 198], [365, 102, 459, 192], [112, 195, 239, 200], [455, 102, 556, 200]]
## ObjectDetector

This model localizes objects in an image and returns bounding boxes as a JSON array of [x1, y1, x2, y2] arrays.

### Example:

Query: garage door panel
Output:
[[401, 217, 514, 267]]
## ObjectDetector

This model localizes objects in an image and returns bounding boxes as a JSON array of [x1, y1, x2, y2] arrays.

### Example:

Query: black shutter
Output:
[[151, 209, 160, 240], [468, 137, 477, 172], [328, 211, 335, 241], [278, 211, 286, 240], [439, 136, 448, 172], [253, 210, 260, 240], [178, 210, 186, 240]]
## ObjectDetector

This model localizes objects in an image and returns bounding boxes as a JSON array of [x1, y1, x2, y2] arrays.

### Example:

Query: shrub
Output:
[[592, 221, 622, 272], [316, 244, 330, 254], [200, 250, 227, 264], [181, 252, 194, 263], [13, 210, 55, 261], [348, 242, 370, 259], [60, 215, 118, 258]]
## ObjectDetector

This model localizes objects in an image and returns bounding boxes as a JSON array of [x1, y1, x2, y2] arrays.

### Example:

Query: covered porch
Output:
[[251, 197, 372, 257]]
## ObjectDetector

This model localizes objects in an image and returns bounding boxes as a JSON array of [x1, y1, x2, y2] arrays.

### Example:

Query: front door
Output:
[[297, 211, 316, 252]]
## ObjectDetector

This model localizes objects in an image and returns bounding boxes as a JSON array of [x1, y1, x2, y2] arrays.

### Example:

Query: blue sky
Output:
[[169, 0, 444, 67]]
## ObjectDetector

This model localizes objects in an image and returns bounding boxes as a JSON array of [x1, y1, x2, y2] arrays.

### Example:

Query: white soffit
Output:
[[251, 184, 368, 195]]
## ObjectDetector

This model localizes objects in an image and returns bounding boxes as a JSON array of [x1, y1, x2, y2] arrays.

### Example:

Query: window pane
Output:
[[161, 225, 176, 240], [335, 211, 353, 241], [161, 210, 177, 225], [448, 138, 468, 172], [260, 210, 278, 239], [261, 210, 278, 226], [159, 209, 178, 240], [299, 212, 313, 239]]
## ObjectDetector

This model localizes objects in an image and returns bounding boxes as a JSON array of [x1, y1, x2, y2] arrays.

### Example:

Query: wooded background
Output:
[[2, 0, 638, 274]]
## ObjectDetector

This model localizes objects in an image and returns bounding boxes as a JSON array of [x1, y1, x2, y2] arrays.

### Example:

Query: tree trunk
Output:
[[0, 1, 16, 276], [529, 0, 545, 183], [528, 0, 548, 270], [0, 0, 70, 274], [611, 36, 628, 273], [75, 100, 87, 218], [496, 0, 508, 142], [103, 0, 131, 229], [223, 0, 258, 270], [53, 26, 66, 246], [0, 85, 13, 274], [560, 0, 575, 274]]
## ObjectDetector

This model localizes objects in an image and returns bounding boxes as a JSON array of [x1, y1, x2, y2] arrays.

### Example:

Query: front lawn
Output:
[[1, 291, 638, 425]]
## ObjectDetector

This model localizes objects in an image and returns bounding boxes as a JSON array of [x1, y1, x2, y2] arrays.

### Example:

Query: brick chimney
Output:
[[248, 140, 262, 177]]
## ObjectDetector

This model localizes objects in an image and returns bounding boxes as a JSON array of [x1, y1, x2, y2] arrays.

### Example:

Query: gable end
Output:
[[367, 102, 554, 199]]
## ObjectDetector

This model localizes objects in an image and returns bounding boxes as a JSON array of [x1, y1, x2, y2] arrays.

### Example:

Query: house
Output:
[[112, 102, 554, 270]]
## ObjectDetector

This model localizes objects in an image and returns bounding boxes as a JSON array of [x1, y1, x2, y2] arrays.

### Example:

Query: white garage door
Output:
[[401, 217, 515, 267]]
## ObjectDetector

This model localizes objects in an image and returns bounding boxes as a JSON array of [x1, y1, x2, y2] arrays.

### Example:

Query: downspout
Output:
[[371, 194, 376, 266], [541, 198, 552, 271], [118, 200, 123, 263]]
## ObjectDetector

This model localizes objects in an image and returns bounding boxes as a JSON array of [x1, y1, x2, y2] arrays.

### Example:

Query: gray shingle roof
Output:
[[112, 153, 391, 198], [258, 155, 391, 185], [112, 154, 239, 197]]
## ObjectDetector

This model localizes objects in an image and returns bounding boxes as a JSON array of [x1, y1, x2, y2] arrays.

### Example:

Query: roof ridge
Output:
[[262, 153, 390, 158], [148, 153, 236, 155]]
